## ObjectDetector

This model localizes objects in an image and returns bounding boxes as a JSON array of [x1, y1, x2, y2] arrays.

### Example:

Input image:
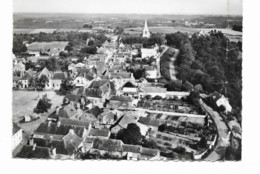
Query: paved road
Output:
[[156, 45, 169, 78], [200, 99, 230, 161], [168, 48, 179, 80]]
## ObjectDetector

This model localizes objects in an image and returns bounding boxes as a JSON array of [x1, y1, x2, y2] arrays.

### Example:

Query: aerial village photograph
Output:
[[11, 0, 243, 161]]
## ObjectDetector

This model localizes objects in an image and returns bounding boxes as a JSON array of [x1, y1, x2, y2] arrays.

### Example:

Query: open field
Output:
[[27, 41, 69, 51], [124, 26, 242, 36], [12, 90, 64, 120], [13, 90, 65, 136], [13, 28, 58, 34], [125, 27, 200, 34]]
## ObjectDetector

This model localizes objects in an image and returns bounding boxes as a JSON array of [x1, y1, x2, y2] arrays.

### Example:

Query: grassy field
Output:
[[13, 28, 58, 34], [124, 27, 243, 37], [13, 91, 64, 135], [124, 27, 200, 35]]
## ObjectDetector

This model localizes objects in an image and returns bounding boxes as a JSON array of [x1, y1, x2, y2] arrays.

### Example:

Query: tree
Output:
[[34, 94, 52, 113], [142, 139, 157, 149], [59, 79, 73, 95], [158, 123, 167, 132], [83, 24, 93, 29], [116, 123, 142, 145], [25, 61, 35, 70], [198, 136, 208, 149], [80, 46, 97, 54], [39, 75, 49, 88]]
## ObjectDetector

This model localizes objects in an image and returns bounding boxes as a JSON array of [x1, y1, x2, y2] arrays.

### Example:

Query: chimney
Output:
[[56, 107, 61, 115], [69, 129, 75, 135], [29, 138, 34, 146], [32, 143, 37, 151], [51, 148, 56, 158], [57, 121, 61, 127]]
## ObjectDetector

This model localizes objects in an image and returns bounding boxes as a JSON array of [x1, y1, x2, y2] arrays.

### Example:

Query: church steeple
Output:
[[142, 19, 150, 38]]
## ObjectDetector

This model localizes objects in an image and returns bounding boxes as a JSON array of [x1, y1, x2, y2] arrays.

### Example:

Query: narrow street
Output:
[[200, 99, 230, 161]]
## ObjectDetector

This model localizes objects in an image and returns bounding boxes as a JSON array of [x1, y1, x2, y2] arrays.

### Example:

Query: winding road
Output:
[[200, 99, 230, 161]]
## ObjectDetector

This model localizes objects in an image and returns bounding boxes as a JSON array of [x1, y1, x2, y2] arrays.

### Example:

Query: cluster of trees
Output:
[[28, 75, 49, 90], [83, 24, 93, 29], [165, 31, 242, 114], [121, 33, 165, 47], [34, 94, 52, 113], [232, 24, 243, 32]]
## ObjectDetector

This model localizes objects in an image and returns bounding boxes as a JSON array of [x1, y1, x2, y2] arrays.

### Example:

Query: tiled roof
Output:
[[59, 117, 90, 129], [20, 72, 32, 80], [110, 95, 132, 102], [62, 130, 83, 155], [89, 129, 110, 137], [16, 145, 51, 159], [35, 122, 86, 138], [141, 87, 167, 93], [89, 79, 109, 89], [110, 72, 132, 79], [140, 147, 159, 156], [85, 88, 102, 98], [52, 72, 66, 80], [13, 122, 21, 135], [85, 106, 103, 117], [122, 144, 141, 153], [92, 138, 123, 152], [138, 117, 161, 127]]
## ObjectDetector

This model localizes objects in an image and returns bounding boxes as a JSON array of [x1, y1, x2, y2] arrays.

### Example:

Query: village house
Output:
[[88, 138, 124, 159], [110, 72, 135, 90], [19, 72, 32, 88], [141, 46, 159, 59], [52, 72, 67, 90], [81, 106, 103, 122], [13, 61, 25, 77], [38, 67, 53, 90], [107, 95, 133, 110], [210, 91, 232, 113], [97, 110, 116, 125], [138, 117, 161, 132], [35, 121, 88, 139], [138, 86, 167, 98], [73, 68, 96, 88], [85, 79, 111, 107], [88, 128, 111, 139], [12, 123, 23, 151], [32, 129, 83, 159], [16, 144, 55, 159], [63, 94, 92, 110]]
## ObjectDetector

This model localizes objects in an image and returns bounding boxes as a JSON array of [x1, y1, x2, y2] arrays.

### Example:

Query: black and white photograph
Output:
[[10, 0, 243, 161]]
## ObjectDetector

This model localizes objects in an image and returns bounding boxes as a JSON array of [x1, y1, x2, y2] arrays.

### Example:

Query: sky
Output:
[[13, 0, 242, 15]]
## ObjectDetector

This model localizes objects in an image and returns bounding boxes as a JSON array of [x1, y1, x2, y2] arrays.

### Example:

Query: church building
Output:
[[142, 19, 151, 38]]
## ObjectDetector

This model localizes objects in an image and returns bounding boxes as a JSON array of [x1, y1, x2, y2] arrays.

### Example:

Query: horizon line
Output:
[[13, 12, 243, 16]]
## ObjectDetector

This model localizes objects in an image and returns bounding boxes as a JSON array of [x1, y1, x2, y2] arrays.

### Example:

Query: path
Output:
[[156, 45, 169, 78], [200, 99, 230, 161], [168, 48, 179, 80]]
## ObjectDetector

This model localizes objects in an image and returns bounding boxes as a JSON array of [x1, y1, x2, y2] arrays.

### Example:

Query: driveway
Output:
[[200, 100, 230, 161]]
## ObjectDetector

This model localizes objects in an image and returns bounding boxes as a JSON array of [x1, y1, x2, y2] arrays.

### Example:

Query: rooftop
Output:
[[16, 145, 51, 159], [89, 129, 110, 137], [138, 117, 161, 127], [92, 138, 123, 152], [52, 72, 66, 80]]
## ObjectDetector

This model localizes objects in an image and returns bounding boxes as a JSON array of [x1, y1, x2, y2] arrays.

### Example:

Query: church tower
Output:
[[142, 19, 151, 38]]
